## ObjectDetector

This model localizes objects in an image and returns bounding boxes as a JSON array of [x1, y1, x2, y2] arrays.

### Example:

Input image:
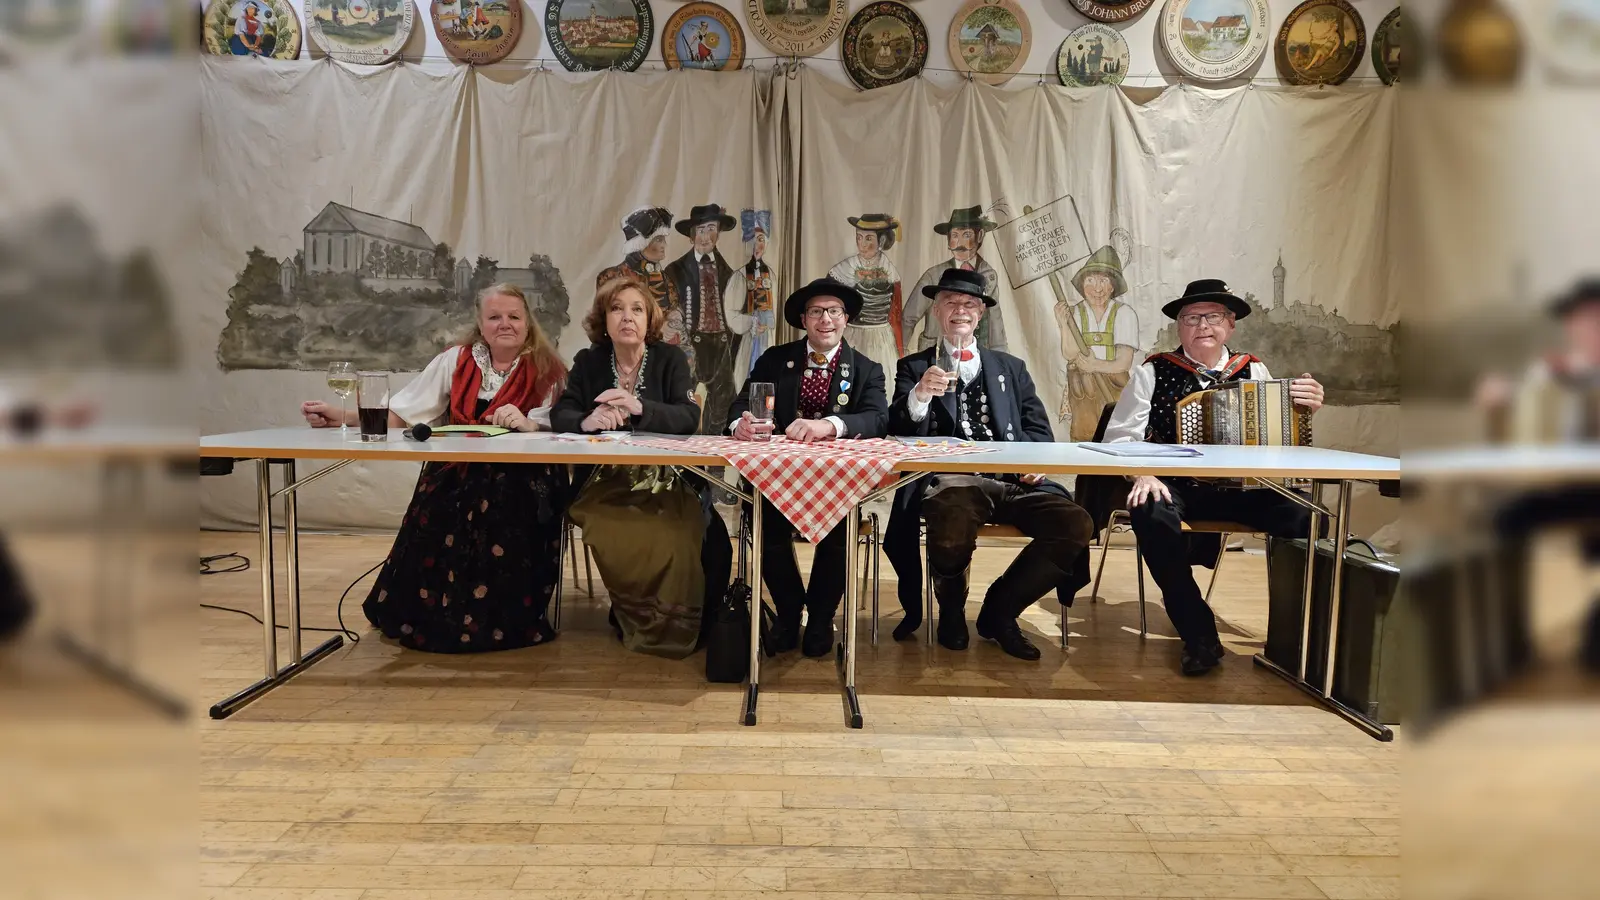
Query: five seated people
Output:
[[300, 274, 1330, 675]]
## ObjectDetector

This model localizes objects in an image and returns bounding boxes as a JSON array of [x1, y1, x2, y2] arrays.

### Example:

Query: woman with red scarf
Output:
[[300, 284, 568, 652]]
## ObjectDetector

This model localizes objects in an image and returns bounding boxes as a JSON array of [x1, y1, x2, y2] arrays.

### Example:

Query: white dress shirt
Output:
[[388, 346, 557, 428], [907, 341, 982, 422], [1102, 346, 1271, 444]]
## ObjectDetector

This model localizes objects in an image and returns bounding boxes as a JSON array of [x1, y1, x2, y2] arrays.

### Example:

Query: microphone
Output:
[[403, 423, 432, 442]]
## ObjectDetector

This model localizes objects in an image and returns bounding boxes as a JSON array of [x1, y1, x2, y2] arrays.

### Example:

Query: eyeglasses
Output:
[[1178, 312, 1233, 327], [804, 307, 848, 322]]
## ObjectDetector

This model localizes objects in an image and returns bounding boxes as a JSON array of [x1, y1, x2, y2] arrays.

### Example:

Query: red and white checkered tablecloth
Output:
[[627, 436, 993, 544]]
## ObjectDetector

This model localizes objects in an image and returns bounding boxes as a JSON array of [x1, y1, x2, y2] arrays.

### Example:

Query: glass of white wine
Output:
[[326, 361, 356, 438]]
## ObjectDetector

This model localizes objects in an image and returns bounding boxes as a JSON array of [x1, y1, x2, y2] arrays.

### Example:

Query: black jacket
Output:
[[551, 341, 700, 436], [725, 340, 888, 438], [887, 346, 1069, 521]]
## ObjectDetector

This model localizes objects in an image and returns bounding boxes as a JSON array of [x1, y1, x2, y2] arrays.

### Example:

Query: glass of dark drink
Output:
[[356, 373, 390, 442]]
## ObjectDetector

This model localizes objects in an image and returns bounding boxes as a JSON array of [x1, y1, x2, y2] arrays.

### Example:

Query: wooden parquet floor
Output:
[[195, 531, 1400, 900]]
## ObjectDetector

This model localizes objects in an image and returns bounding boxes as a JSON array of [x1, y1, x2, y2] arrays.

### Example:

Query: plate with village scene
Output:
[[545, 0, 652, 70], [661, 2, 744, 71], [203, 0, 302, 58], [1056, 22, 1129, 86], [1158, 0, 1270, 81], [841, 1, 927, 89], [307, 0, 414, 64], [947, 0, 1031, 85], [432, 0, 524, 64], [1276, 0, 1365, 85]]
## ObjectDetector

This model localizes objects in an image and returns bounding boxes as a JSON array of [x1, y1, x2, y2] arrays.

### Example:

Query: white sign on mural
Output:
[[992, 195, 1092, 289]]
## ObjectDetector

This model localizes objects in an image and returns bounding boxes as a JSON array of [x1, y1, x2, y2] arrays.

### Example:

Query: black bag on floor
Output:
[[0, 533, 35, 642], [704, 579, 781, 683]]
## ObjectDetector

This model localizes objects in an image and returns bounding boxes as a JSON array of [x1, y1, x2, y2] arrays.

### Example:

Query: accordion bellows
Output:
[[1177, 379, 1313, 446]]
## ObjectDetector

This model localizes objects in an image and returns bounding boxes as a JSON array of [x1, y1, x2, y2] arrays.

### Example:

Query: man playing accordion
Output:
[[1103, 280, 1325, 676]]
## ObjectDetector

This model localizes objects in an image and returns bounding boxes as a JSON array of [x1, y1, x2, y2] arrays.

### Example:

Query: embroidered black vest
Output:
[[1145, 350, 1260, 443], [955, 375, 994, 441]]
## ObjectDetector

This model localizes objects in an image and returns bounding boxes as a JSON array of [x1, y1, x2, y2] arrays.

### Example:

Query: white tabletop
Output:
[[199, 429, 1400, 481], [0, 426, 195, 463], [199, 428, 728, 467], [903, 443, 1399, 481], [1407, 444, 1600, 485]]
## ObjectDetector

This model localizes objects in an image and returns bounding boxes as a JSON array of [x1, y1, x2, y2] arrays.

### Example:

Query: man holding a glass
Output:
[[884, 269, 1095, 660], [726, 277, 890, 657]]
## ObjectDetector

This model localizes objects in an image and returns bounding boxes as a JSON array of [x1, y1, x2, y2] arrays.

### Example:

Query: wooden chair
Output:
[[1089, 512, 1251, 637], [906, 523, 1071, 649]]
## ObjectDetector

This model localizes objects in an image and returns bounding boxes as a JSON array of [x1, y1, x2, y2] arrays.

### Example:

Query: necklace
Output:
[[471, 342, 518, 393], [611, 346, 647, 399]]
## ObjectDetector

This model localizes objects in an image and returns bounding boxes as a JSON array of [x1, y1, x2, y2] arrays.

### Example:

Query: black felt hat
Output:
[[1161, 279, 1252, 321], [674, 203, 737, 236], [784, 277, 865, 329], [1550, 278, 1600, 317], [919, 267, 997, 308]]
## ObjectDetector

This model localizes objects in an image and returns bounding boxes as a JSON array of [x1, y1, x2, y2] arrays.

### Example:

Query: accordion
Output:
[[1176, 379, 1313, 447]]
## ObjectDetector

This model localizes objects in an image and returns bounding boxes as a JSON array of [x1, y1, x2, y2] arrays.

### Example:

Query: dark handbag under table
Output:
[[704, 580, 781, 683]]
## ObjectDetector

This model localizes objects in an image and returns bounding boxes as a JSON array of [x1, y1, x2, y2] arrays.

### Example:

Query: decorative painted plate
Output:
[[841, 1, 927, 89], [1276, 0, 1365, 85], [202, 0, 301, 58], [307, 0, 413, 64], [1056, 22, 1129, 86], [1370, 6, 1402, 84], [947, 0, 1031, 86], [661, 2, 744, 70], [1438, 0, 1521, 85], [545, 0, 652, 71], [1546, 0, 1600, 81], [1069, 0, 1155, 24], [744, 0, 848, 58], [432, 0, 524, 64], [1158, 0, 1270, 82]]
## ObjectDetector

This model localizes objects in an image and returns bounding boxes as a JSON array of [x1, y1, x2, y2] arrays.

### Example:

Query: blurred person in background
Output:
[[1478, 278, 1600, 672], [300, 283, 570, 652]]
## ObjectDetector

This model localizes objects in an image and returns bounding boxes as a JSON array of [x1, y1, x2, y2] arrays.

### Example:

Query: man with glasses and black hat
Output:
[[665, 203, 744, 434], [883, 268, 1094, 661], [1102, 279, 1325, 676], [726, 277, 889, 657]]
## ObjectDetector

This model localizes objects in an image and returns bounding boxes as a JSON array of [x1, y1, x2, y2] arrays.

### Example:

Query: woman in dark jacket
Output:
[[552, 274, 731, 657]]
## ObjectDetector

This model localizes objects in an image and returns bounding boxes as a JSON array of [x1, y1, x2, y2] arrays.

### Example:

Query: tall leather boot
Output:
[[933, 568, 970, 651]]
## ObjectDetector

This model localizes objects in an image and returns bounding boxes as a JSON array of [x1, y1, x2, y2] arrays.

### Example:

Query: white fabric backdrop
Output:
[[198, 59, 1397, 532]]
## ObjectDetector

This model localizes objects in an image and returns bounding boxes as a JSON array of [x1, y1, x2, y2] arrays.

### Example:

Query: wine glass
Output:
[[326, 361, 356, 438]]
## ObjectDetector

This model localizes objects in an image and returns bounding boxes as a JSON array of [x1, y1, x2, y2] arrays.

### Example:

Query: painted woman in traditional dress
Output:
[[828, 213, 903, 374], [228, 0, 276, 56], [730, 209, 775, 383]]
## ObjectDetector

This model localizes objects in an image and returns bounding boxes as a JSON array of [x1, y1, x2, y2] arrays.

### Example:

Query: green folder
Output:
[[430, 425, 511, 437]]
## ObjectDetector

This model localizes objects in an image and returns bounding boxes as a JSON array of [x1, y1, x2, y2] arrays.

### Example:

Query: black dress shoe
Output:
[[977, 618, 1041, 661], [801, 615, 836, 658], [768, 620, 800, 654], [936, 609, 969, 651], [1180, 645, 1221, 676], [892, 610, 922, 642]]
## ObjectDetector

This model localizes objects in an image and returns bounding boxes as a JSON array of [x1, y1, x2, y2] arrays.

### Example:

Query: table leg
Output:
[[839, 509, 863, 729], [209, 458, 344, 720], [743, 484, 763, 727], [1298, 480, 1324, 681], [281, 460, 302, 664], [53, 458, 187, 718], [1251, 478, 1393, 742]]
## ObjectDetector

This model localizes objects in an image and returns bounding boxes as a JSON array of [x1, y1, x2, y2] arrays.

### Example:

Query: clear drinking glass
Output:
[[935, 333, 966, 394], [326, 361, 356, 437], [748, 381, 775, 441], [356, 373, 390, 442]]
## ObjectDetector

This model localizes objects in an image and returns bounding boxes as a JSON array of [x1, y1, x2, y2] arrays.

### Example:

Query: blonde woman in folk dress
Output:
[[299, 284, 569, 652], [828, 213, 904, 376]]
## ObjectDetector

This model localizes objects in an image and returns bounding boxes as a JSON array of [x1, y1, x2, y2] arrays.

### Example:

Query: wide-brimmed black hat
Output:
[[674, 203, 737, 236], [784, 277, 865, 329], [919, 267, 997, 308], [1550, 278, 1600, 317], [1161, 279, 1251, 321]]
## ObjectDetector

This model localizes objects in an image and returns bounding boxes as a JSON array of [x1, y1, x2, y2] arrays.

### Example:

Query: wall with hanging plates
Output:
[[257, 0, 1401, 86]]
